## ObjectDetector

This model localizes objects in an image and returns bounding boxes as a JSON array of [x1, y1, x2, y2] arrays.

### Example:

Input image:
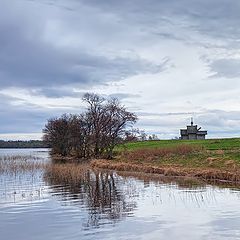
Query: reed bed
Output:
[[0, 155, 47, 174], [91, 160, 240, 184], [0, 155, 41, 161], [44, 163, 90, 185]]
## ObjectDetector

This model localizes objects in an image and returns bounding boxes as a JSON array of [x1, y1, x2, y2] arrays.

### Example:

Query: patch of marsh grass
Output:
[[0, 155, 47, 175]]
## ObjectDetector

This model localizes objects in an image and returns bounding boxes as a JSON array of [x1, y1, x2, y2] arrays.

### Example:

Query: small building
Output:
[[180, 118, 207, 140]]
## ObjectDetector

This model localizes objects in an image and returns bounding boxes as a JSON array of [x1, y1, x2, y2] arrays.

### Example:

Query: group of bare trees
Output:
[[43, 93, 137, 159]]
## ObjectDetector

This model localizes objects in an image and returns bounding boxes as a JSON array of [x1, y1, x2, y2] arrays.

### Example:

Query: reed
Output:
[[0, 155, 47, 174], [44, 163, 90, 185]]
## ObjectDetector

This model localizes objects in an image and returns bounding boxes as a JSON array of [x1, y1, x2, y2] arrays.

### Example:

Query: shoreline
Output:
[[90, 159, 240, 184]]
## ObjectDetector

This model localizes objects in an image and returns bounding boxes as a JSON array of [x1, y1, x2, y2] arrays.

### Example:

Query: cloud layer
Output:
[[1, 0, 240, 139]]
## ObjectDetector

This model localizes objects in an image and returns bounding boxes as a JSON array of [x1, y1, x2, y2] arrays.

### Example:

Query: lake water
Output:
[[0, 149, 240, 240]]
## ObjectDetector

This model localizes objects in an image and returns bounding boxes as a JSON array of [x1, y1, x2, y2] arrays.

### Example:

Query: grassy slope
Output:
[[118, 138, 240, 151], [114, 138, 240, 171], [91, 138, 240, 183]]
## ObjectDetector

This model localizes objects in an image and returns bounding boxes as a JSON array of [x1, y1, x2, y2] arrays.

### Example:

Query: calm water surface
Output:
[[0, 149, 240, 240]]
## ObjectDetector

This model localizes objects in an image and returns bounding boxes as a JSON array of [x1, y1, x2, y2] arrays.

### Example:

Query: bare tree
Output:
[[43, 114, 71, 156], [139, 130, 147, 141], [102, 98, 137, 158], [148, 134, 159, 141], [43, 93, 138, 159], [83, 93, 106, 158], [123, 128, 140, 142]]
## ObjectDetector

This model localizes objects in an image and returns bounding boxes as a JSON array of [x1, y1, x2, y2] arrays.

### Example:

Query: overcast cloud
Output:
[[1, 0, 240, 140]]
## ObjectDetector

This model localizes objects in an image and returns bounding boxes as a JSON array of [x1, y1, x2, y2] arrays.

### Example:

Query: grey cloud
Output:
[[32, 88, 84, 98], [0, 95, 46, 133], [80, 0, 240, 47], [138, 112, 196, 117], [108, 93, 141, 100], [0, 94, 83, 134], [186, 110, 240, 137], [0, 90, 112, 137], [209, 59, 240, 78], [197, 110, 240, 126], [2, 0, 238, 92], [0, 20, 163, 89], [1, 0, 240, 138], [22, 0, 240, 45], [0, 0, 166, 92]]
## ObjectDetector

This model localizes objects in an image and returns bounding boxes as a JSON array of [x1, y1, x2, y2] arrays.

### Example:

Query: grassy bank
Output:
[[91, 138, 240, 184], [117, 138, 240, 151]]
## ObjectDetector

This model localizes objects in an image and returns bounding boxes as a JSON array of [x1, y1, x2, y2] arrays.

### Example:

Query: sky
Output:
[[1, 0, 240, 140]]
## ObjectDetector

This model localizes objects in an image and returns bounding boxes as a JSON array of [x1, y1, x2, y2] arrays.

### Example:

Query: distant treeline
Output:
[[0, 140, 49, 148]]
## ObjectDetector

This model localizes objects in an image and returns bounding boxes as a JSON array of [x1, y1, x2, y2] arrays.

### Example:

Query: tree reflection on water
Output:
[[45, 165, 137, 228], [44, 163, 240, 230]]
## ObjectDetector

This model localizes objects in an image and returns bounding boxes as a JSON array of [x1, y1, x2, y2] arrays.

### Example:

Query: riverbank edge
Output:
[[90, 159, 240, 184]]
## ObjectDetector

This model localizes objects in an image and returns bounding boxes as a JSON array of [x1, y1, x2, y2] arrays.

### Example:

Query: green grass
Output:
[[114, 138, 240, 170], [118, 138, 240, 151]]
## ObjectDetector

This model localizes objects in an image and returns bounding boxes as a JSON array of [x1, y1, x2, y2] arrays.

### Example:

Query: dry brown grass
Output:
[[120, 144, 202, 162], [91, 159, 240, 184], [44, 163, 90, 185]]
